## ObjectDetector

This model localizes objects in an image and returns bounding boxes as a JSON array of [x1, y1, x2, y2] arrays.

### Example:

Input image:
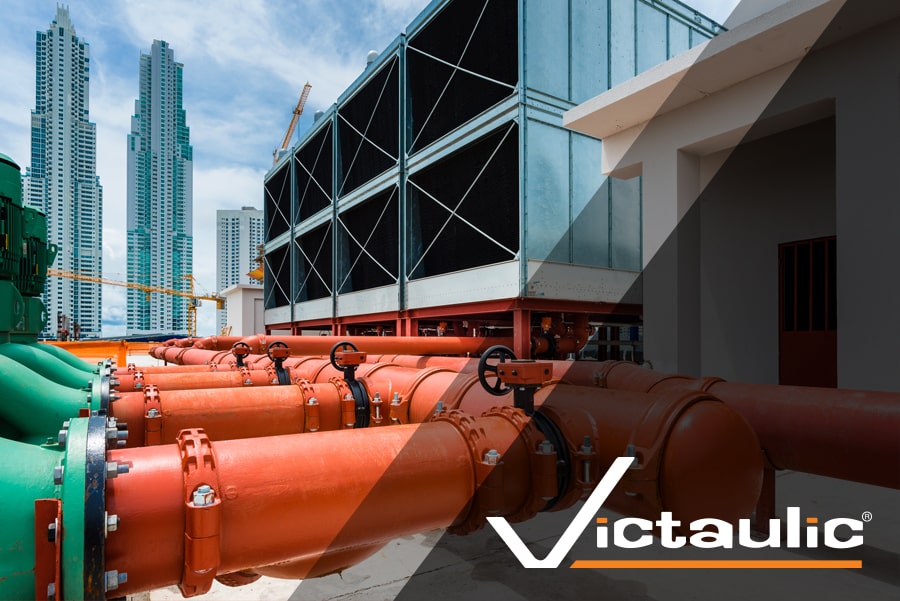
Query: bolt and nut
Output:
[[193, 484, 216, 506], [53, 465, 64, 485], [106, 513, 119, 535], [105, 462, 129, 480], [538, 440, 554, 455], [146, 408, 160, 418], [484, 449, 501, 465], [104, 570, 127, 592]]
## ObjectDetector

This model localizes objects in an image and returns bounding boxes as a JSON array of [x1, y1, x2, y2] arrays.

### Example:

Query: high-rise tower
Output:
[[126, 39, 193, 335], [216, 207, 264, 332], [25, 6, 103, 339]]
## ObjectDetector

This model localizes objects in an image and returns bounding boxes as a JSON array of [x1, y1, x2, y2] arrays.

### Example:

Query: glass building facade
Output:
[[126, 40, 193, 335], [25, 6, 103, 338]]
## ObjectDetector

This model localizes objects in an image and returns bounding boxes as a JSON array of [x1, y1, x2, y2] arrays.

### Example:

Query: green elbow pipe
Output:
[[31, 342, 99, 373], [0, 343, 98, 390], [0, 355, 92, 443], [0, 439, 60, 601]]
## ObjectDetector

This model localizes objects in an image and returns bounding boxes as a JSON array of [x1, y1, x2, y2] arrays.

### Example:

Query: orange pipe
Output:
[[233, 334, 514, 356], [189, 335, 247, 350], [107, 362, 499, 445], [104, 389, 761, 595], [359, 356, 900, 490], [105, 421, 495, 594], [549, 361, 900, 490], [114, 364, 222, 376], [111, 380, 346, 447], [114, 366, 286, 392]]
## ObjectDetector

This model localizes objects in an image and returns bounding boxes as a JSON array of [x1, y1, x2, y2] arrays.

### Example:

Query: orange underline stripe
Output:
[[570, 560, 861, 569]]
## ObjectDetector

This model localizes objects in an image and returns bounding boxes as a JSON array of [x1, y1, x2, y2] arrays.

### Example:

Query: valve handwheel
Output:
[[266, 340, 289, 363], [231, 341, 252, 367], [329, 340, 360, 372], [477, 345, 517, 396]]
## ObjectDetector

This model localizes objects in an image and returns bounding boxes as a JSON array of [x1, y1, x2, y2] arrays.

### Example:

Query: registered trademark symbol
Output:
[[862, 511, 873, 522]]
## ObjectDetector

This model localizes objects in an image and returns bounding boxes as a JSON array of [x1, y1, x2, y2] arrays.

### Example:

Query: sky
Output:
[[0, 0, 739, 338]]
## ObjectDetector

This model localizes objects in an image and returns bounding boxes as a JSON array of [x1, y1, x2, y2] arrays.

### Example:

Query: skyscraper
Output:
[[25, 6, 103, 339], [126, 40, 193, 335], [216, 207, 264, 332]]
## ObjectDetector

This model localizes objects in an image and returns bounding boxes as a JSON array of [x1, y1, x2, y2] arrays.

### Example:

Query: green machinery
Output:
[[0, 152, 57, 340]]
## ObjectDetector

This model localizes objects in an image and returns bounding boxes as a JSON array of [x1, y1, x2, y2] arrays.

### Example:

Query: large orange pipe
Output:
[[107, 361, 503, 446], [157, 335, 513, 355], [111, 381, 346, 447], [114, 364, 225, 375], [591, 362, 900, 490], [104, 390, 761, 595], [104, 419, 507, 594], [362, 355, 900, 490], [114, 366, 287, 392]]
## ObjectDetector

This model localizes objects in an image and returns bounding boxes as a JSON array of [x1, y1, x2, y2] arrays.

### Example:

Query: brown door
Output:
[[779, 237, 837, 387]]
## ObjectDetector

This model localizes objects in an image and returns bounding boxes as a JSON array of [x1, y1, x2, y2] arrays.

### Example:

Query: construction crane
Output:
[[273, 81, 312, 165], [47, 268, 225, 337]]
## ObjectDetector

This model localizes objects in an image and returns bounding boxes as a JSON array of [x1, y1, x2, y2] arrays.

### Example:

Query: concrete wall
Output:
[[698, 118, 835, 383], [223, 285, 264, 336]]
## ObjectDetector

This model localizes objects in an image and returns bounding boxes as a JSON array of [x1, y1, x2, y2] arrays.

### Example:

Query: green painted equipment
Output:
[[0, 153, 56, 342]]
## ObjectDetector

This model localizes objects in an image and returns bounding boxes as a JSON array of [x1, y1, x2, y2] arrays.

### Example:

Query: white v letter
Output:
[[486, 456, 635, 568]]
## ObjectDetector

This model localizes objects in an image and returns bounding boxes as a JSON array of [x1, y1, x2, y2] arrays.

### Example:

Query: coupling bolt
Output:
[[193, 484, 216, 506]]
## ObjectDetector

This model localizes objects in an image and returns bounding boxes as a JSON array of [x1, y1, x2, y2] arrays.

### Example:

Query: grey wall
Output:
[[698, 117, 836, 384]]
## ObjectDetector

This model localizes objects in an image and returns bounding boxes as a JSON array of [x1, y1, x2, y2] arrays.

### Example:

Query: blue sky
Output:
[[0, 0, 738, 337]]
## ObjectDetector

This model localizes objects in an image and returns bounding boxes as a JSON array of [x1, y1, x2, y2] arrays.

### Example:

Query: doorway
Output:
[[778, 236, 837, 387]]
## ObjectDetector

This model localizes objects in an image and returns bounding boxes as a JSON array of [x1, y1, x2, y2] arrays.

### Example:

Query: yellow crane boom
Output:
[[273, 82, 312, 164], [47, 268, 224, 337]]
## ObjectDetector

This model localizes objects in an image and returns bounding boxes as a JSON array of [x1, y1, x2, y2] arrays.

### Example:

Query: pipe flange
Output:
[[58, 416, 111, 599]]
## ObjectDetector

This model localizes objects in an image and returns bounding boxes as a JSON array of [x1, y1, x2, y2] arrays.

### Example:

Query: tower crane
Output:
[[47, 268, 224, 337], [273, 82, 312, 165]]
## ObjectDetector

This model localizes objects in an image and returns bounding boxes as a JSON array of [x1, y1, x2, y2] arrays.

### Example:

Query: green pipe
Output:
[[0, 342, 98, 390], [32, 342, 99, 373], [0, 438, 61, 601], [0, 355, 92, 444]]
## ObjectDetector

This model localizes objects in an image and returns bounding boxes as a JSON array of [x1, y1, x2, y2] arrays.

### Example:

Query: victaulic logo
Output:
[[488, 457, 865, 569]]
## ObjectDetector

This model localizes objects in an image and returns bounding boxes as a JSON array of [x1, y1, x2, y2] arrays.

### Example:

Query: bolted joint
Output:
[[192, 484, 216, 506], [47, 583, 56, 601], [53, 465, 64, 485], [146, 408, 160, 418], [537, 440, 554, 455], [47, 521, 57, 542], [57, 428, 67, 448]]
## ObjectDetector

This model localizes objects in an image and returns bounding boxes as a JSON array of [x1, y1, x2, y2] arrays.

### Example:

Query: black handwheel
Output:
[[231, 341, 252, 367], [478, 345, 517, 396], [330, 340, 360, 372], [266, 341, 289, 363]]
